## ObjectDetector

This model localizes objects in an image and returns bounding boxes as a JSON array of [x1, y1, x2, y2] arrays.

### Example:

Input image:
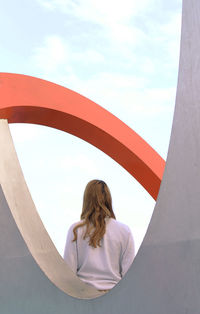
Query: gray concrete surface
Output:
[[1, 0, 200, 313]]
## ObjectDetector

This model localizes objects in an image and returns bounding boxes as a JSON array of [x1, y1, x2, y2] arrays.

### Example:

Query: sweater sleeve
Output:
[[63, 224, 78, 274], [120, 230, 135, 277]]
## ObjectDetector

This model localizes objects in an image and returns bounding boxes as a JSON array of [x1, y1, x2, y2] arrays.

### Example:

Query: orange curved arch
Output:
[[0, 73, 165, 200]]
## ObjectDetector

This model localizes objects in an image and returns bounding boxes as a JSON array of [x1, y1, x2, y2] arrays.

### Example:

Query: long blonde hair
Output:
[[72, 180, 116, 248]]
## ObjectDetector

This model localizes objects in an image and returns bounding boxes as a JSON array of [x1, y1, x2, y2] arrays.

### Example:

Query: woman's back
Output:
[[64, 217, 135, 290]]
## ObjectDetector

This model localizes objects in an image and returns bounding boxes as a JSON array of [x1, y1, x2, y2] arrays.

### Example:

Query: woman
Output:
[[63, 179, 135, 291]]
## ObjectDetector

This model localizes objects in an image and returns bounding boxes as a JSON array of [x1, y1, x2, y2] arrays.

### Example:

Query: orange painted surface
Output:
[[0, 73, 165, 200]]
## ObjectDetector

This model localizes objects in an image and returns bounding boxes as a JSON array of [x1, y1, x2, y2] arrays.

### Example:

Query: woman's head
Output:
[[73, 180, 116, 248], [81, 179, 115, 221]]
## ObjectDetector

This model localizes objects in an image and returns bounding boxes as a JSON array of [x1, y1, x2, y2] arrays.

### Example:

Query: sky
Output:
[[1, 0, 182, 255]]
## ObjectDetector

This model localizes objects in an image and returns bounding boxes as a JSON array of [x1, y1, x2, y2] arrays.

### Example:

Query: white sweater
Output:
[[63, 218, 135, 290]]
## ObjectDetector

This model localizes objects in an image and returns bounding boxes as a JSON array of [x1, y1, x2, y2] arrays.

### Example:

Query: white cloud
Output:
[[37, 0, 151, 46], [32, 35, 71, 73], [31, 34, 105, 77], [74, 49, 105, 64], [37, 0, 153, 23], [140, 57, 155, 74]]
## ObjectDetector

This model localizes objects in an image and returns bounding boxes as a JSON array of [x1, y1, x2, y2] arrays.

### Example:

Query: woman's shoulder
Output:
[[71, 220, 83, 226], [107, 218, 132, 234], [68, 220, 84, 232]]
